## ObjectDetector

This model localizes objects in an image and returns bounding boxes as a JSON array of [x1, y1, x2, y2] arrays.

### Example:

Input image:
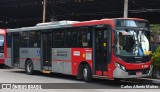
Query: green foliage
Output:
[[151, 24, 160, 34], [152, 46, 160, 69]]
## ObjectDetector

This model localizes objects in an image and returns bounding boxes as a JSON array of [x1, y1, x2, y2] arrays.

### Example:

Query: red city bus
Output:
[[0, 29, 7, 67], [5, 18, 152, 82]]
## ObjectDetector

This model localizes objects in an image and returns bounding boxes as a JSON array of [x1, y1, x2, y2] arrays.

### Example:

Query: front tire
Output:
[[83, 64, 92, 82], [114, 78, 122, 82], [25, 60, 34, 75]]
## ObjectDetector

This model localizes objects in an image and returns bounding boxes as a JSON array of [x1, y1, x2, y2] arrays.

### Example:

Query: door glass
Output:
[[13, 34, 20, 65], [95, 27, 108, 74], [43, 33, 52, 67]]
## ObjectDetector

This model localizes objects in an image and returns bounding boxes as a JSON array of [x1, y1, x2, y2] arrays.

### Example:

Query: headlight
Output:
[[115, 62, 120, 68], [115, 62, 126, 71], [121, 65, 126, 71]]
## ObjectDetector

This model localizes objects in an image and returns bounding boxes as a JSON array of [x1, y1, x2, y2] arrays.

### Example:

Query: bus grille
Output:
[[120, 56, 151, 63], [126, 68, 150, 75]]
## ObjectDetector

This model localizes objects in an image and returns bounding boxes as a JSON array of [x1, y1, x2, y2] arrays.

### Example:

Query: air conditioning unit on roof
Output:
[[36, 20, 79, 26]]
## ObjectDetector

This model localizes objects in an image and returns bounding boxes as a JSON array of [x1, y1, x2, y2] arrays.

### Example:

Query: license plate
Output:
[[136, 72, 142, 76]]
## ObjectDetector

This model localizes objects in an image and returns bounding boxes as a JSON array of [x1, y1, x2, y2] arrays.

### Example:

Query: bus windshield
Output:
[[114, 29, 151, 57], [0, 35, 4, 53]]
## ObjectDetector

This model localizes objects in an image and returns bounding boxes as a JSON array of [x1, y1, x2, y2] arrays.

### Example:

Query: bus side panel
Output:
[[72, 48, 92, 76], [0, 30, 6, 65], [52, 48, 72, 75], [5, 48, 12, 67], [4, 32, 7, 59], [0, 51, 4, 64], [0, 59, 4, 64], [107, 26, 116, 79], [19, 48, 41, 70]]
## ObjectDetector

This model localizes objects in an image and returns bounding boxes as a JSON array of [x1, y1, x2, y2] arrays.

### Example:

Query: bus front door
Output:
[[42, 33, 52, 71], [12, 34, 20, 67], [94, 26, 110, 76]]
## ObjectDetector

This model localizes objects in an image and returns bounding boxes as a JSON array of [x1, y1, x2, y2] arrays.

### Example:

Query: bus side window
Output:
[[6, 34, 12, 48], [20, 32, 29, 47], [53, 30, 65, 48], [65, 31, 72, 48], [82, 32, 88, 47], [29, 32, 41, 48], [65, 29, 78, 48], [77, 27, 91, 48], [72, 31, 78, 47]]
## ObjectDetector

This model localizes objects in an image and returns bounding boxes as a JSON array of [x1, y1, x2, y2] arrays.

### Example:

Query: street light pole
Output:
[[42, 0, 46, 23], [124, 0, 128, 18]]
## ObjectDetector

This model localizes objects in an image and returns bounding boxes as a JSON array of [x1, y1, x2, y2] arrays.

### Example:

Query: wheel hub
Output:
[[27, 63, 32, 72], [83, 68, 87, 79]]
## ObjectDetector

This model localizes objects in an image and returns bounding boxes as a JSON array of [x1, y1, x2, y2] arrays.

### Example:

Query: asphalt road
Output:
[[0, 67, 160, 92]]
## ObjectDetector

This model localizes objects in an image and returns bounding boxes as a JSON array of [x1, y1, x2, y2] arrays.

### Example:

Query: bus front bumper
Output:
[[113, 66, 153, 78]]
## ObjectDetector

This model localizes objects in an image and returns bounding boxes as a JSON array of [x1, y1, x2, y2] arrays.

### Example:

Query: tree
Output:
[[152, 46, 160, 79]]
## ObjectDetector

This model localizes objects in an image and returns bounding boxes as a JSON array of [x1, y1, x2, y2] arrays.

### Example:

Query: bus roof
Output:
[[7, 18, 147, 33], [7, 21, 78, 33]]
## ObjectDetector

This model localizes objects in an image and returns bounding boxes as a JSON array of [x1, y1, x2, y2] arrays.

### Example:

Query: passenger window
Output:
[[77, 27, 91, 48], [53, 31, 65, 48], [20, 32, 29, 47], [29, 32, 41, 48]]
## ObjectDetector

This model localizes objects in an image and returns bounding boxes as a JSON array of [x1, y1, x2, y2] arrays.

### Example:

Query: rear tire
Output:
[[0, 64, 4, 68], [76, 64, 84, 80], [83, 64, 92, 82], [25, 60, 34, 75]]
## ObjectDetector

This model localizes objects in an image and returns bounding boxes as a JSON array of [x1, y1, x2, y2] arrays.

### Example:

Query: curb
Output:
[[141, 78, 160, 85], [151, 79, 160, 84]]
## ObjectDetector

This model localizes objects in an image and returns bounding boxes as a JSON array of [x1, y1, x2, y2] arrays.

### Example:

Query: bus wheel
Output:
[[25, 60, 34, 75], [114, 78, 122, 82], [0, 64, 4, 68], [83, 64, 92, 82]]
